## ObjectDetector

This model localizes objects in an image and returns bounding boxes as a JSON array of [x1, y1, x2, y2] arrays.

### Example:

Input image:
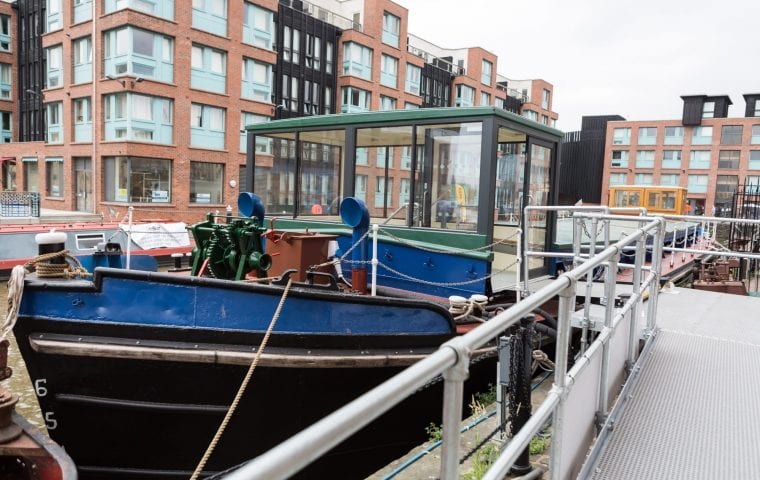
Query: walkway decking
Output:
[[588, 287, 760, 479]]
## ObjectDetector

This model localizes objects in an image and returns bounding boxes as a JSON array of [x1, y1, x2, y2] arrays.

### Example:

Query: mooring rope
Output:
[[3, 265, 26, 340], [190, 277, 294, 480], [24, 250, 91, 279]]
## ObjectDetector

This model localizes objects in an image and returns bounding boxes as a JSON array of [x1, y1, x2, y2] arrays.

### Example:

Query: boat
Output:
[[0, 219, 193, 277], [0, 338, 77, 480], [9, 108, 566, 478]]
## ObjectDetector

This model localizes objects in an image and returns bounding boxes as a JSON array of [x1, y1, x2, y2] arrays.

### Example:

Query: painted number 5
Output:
[[44, 411, 58, 430]]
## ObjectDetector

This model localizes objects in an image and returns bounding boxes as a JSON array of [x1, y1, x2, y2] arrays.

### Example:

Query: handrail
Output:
[[226, 215, 664, 480]]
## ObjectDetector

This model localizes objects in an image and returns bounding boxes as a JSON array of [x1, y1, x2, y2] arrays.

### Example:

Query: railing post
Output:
[[522, 208, 531, 297], [581, 217, 599, 354], [549, 280, 576, 480], [510, 315, 535, 475], [440, 339, 470, 480], [371, 224, 378, 296], [627, 221, 645, 370], [597, 253, 618, 430], [645, 221, 665, 335]]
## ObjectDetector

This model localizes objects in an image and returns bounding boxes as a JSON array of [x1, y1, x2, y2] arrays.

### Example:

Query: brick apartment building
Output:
[[0, 0, 558, 222], [600, 95, 760, 215]]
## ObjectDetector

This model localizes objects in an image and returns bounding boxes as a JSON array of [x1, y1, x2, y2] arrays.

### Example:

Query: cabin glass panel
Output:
[[356, 126, 413, 223], [299, 136, 343, 218]]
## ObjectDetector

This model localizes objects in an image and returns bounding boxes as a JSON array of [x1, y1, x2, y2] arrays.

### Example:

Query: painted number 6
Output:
[[34, 379, 48, 397]]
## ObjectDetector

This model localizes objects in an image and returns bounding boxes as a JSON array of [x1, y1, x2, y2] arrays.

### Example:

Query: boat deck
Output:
[[587, 287, 760, 479]]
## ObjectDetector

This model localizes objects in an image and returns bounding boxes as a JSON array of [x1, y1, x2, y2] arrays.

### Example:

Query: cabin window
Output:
[[76, 233, 105, 250], [495, 127, 528, 226], [662, 192, 676, 210], [647, 192, 660, 209], [253, 130, 344, 218]]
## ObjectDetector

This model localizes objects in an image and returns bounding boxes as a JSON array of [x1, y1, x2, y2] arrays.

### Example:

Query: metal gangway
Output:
[[227, 209, 760, 480]]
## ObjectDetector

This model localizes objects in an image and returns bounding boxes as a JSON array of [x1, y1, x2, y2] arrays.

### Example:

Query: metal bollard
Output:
[[510, 314, 535, 475]]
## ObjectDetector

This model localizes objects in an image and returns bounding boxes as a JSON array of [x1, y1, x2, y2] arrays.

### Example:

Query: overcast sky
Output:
[[395, 0, 760, 131]]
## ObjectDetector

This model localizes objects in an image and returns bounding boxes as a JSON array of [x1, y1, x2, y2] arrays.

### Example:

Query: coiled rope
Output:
[[24, 250, 91, 279], [190, 277, 294, 480]]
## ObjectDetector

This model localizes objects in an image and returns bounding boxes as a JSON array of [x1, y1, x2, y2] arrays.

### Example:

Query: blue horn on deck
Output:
[[340, 197, 370, 294], [237, 192, 266, 227]]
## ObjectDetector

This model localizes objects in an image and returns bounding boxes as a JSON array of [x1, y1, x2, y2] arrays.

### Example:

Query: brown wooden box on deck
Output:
[[266, 231, 338, 283]]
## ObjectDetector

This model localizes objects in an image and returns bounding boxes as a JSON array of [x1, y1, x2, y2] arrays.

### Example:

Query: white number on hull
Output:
[[34, 379, 48, 397], [44, 411, 58, 430]]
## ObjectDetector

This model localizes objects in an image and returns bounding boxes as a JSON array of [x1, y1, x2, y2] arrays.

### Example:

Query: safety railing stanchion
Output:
[[522, 208, 532, 297], [597, 253, 618, 429], [627, 220, 646, 370], [549, 280, 576, 480], [439, 339, 469, 480], [646, 221, 665, 335], [581, 217, 599, 354], [371, 224, 378, 296]]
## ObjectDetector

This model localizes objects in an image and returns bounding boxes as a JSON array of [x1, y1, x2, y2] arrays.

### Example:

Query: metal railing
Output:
[[0, 191, 40, 217], [279, 0, 360, 31], [226, 212, 666, 480]]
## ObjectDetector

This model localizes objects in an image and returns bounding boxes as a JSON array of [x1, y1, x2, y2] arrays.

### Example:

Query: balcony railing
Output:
[[0, 192, 40, 217], [279, 0, 360, 31]]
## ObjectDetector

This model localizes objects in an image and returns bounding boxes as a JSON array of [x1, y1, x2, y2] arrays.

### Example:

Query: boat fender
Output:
[[35, 230, 68, 265]]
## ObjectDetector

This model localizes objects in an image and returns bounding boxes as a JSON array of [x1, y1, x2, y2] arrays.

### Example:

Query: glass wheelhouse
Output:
[[245, 107, 563, 295]]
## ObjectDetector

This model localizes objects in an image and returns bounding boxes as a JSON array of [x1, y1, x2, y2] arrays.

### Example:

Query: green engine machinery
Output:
[[188, 213, 272, 280]]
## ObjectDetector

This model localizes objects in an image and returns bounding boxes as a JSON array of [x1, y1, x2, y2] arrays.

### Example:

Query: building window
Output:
[[354, 174, 367, 203], [382, 12, 400, 48], [664, 126, 684, 145], [241, 57, 272, 102], [190, 162, 224, 204], [342, 42, 372, 80], [687, 174, 709, 193], [379, 95, 396, 111], [749, 151, 760, 170], [662, 150, 682, 169], [375, 177, 393, 208], [243, 2, 274, 50], [637, 127, 657, 145], [23, 158, 38, 192], [405, 64, 421, 95], [303, 80, 320, 115], [73, 97, 92, 143], [305, 34, 321, 70], [281, 74, 299, 113], [46, 45, 63, 89], [341, 86, 370, 113], [45, 157, 64, 197], [660, 174, 680, 186], [326, 41, 334, 73], [542, 88, 550, 109], [611, 150, 629, 168], [73, 0, 94, 24], [73, 36, 93, 84], [541, 115, 548, 126], [689, 150, 711, 169], [715, 175, 738, 213], [404, 102, 419, 110], [192, 0, 228, 37], [376, 147, 393, 168], [47, 0, 62, 32], [190, 103, 225, 149], [634, 173, 653, 185], [635, 150, 654, 168], [103, 27, 174, 83], [0, 112, 10, 143], [240, 112, 270, 153], [691, 126, 713, 145], [720, 125, 743, 145], [703, 101, 715, 119], [481, 92, 491, 107], [523, 110, 538, 122], [104, 0, 174, 20], [380, 55, 398, 88], [104, 93, 173, 144], [103, 156, 172, 203], [46, 102, 63, 144], [0, 15, 10, 52], [718, 150, 740, 169], [612, 127, 631, 145], [324, 86, 333, 114], [355, 147, 369, 166], [191, 44, 226, 94], [0, 63, 10, 99], [482, 60, 492, 86], [609, 173, 627, 186], [455, 84, 475, 107], [752, 125, 760, 145]]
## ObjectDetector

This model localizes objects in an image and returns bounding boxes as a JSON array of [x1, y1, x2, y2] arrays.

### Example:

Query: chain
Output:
[[355, 258, 519, 288], [377, 226, 520, 254], [308, 227, 374, 271]]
